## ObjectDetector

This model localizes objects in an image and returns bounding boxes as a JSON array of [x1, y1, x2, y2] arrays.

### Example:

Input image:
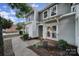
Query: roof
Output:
[[39, 3, 57, 13], [26, 3, 57, 17]]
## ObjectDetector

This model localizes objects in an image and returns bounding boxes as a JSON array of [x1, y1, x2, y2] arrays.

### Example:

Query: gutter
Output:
[[43, 12, 76, 23], [60, 12, 76, 19]]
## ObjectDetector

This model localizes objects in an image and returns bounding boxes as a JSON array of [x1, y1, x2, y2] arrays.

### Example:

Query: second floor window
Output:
[[71, 3, 76, 12], [72, 7, 76, 12], [51, 6, 56, 16], [44, 11, 47, 18]]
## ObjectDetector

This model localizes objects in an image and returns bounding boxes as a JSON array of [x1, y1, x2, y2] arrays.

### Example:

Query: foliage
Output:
[[0, 16, 13, 29], [16, 22, 25, 30], [22, 33, 29, 41], [58, 39, 68, 50], [16, 24, 23, 31], [8, 3, 32, 18], [33, 43, 43, 48], [19, 31, 23, 35], [0, 16, 13, 55]]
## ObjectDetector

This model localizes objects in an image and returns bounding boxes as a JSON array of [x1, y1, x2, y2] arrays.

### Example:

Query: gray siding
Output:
[[57, 3, 71, 15], [40, 3, 71, 21], [58, 15, 75, 45], [75, 4, 79, 53]]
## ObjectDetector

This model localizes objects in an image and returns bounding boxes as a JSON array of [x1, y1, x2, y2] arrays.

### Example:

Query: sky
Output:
[[0, 3, 48, 24]]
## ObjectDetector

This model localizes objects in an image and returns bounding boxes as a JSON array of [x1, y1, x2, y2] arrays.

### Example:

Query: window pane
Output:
[[51, 12, 56, 16], [44, 11, 47, 18], [52, 33, 56, 38], [73, 7, 76, 12], [51, 6, 56, 16], [52, 26, 56, 31], [47, 31, 50, 37]]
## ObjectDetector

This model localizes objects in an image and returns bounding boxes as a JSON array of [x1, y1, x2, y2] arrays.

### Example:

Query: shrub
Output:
[[58, 39, 68, 50], [22, 33, 29, 40], [33, 43, 43, 48], [19, 31, 23, 35]]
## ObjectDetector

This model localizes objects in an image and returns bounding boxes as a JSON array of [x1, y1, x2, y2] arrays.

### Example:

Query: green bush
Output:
[[19, 31, 23, 35], [58, 39, 68, 50], [22, 33, 29, 40]]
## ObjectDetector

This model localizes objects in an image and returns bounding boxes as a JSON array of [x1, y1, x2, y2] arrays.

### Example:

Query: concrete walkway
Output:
[[12, 36, 39, 56]]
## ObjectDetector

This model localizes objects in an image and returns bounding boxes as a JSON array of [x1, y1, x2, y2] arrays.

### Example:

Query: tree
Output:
[[16, 22, 26, 35], [8, 3, 32, 34], [8, 3, 32, 18], [0, 16, 13, 55], [0, 18, 13, 29], [16, 23, 23, 31]]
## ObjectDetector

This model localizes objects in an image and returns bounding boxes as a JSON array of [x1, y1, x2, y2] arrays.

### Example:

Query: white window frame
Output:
[[50, 5, 56, 16], [46, 23, 57, 38], [43, 10, 48, 19], [71, 5, 76, 12]]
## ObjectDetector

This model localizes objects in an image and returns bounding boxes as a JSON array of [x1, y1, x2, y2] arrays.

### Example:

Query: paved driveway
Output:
[[12, 36, 40, 56]]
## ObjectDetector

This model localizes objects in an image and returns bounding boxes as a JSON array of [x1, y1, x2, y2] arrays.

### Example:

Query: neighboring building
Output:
[[3, 25, 17, 33], [25, 3, 79, 53]]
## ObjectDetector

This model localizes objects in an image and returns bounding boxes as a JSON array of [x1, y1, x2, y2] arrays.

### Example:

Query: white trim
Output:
[[60, 12, 75, 18], [43, 12, 75, 23], [50, 5, 57, 17], [43, 10, 48, 19], [45, 22, 58, 40]]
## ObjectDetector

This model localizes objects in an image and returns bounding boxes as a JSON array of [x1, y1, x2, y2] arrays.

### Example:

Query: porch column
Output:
[[43, 24, 47, 39], [55, 17, 60, 40]]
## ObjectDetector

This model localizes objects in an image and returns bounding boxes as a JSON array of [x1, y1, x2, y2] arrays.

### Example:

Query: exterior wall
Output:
[[26, 12, 34, 37], [43, 24, 47, 39], [40, 4, 56, 21], [58, 15, 75, 45], [40, 3, 71, 21], [57, 4, 71, 15], [26, 9, 39, 38], [33, 9, 39, 37], [25, 23, 33, 37], [26, 3, 79, 54], [75, 4, 79, 54], [26, 13, 34, 22]]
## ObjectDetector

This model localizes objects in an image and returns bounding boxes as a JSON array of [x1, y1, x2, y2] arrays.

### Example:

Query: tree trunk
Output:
[[0, 25, 4, 56]]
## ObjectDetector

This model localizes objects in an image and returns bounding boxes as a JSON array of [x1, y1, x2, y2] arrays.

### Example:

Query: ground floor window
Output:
[[52, 26, 56, 38], [47, 25, 57, 38], [47, 31, 50, 37], [52, 33, 56, 38]]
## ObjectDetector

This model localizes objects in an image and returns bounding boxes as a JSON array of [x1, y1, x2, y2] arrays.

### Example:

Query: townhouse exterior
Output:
[[25, 3, 79, 53]]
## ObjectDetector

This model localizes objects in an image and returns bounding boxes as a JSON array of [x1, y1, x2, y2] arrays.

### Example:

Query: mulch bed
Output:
[[28, 46, 51, 56], [28, 45, 65, 56], [4, 39, 15, 56], [28, 39, 79, 56], [27, 39, 63, 56]]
